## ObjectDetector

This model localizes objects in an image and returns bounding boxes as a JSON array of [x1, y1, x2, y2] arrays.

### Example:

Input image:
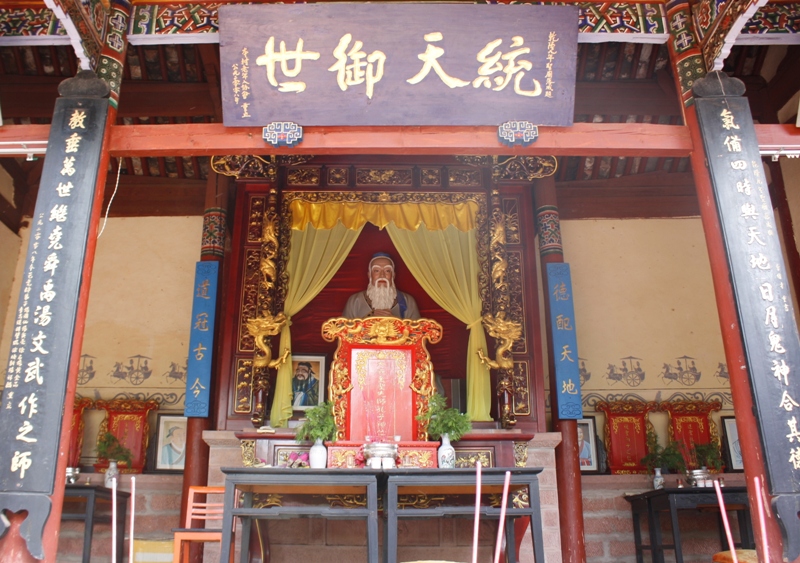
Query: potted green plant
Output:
[[691, 442, 723, 472], [96, 432, 133, 466], [295, 401, 337, 468], [417, 394, 471, 468], [96, 432, 133, 487], [640, 430, 686, 475]]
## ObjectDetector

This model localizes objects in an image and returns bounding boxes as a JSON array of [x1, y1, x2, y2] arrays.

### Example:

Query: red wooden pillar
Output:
[[663, 4, 785, 557], [182, 170, 230, 562], [684, 105, 786, 562], [533, 174, 586, 563]]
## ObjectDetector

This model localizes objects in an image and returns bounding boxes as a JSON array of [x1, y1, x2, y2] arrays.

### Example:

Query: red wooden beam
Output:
[[754, 123, 800, 153], [0, 124, 50, 146], [106, 122, 694, 157], [4, 123, 796, 158]]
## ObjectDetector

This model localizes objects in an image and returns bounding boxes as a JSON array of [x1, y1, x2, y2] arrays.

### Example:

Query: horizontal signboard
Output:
[[219, 4, 577, 127]]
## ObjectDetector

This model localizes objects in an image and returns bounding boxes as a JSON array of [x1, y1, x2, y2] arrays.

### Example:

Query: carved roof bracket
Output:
[[211, 155, 315, 181]]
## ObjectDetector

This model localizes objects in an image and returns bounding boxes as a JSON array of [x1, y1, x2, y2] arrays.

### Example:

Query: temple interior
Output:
[[1, 3, 800, 562]]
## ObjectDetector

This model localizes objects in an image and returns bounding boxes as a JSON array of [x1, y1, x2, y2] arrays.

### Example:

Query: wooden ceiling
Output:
[[1, 39, 798, 230]]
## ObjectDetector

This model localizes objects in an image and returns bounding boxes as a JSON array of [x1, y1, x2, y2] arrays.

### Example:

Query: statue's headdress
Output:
[[368, 252, 395, 282]]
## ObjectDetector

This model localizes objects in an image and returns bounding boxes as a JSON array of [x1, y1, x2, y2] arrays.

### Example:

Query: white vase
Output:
[[653, 467, 664, 490], [104, 460, 119, 488], [437, 433, 456, 468], [309, 438, 327, 468]]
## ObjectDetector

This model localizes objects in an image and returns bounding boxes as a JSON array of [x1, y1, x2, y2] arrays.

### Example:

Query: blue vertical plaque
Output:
[[547, 263, 583, 419], [184, 261, 219, 417]]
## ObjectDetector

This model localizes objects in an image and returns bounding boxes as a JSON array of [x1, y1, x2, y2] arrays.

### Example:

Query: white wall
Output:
[[561, 218, 728, 441], [0, 221, 22, 357]]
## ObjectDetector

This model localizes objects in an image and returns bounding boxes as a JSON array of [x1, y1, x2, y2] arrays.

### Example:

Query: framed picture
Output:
[[721, 416, 744, 472], [577, 417, 600, 473], [154, 414, 187, 472], [291, 354, 326, 411]]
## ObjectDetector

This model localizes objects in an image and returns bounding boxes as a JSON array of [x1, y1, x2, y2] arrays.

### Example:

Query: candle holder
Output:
[[363, 436, 399, 469]]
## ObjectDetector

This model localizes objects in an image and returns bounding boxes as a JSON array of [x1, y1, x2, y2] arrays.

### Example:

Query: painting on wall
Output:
[[721, 416, 743, 472], [154, 414, 187, 472], [291, 355, 326, 411], [578, 417, 599, 473]]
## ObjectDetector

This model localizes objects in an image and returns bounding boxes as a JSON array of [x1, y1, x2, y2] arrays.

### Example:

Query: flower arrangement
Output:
[[285, 451, 310, 468], [95, 432, 133, 466], [416, 394, 472, 442], [295, 401, 338, 443]]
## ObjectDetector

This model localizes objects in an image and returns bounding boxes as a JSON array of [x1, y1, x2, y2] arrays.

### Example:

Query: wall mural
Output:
[[659, 355, 701, 386], [573, 356, 733, 409], [75, 352, 186, 408], [605, 356, 646, 387]]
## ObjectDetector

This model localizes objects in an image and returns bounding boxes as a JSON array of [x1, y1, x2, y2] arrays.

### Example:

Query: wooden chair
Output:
[[173, 486, 234, 563], [712, 549, 758, 563]]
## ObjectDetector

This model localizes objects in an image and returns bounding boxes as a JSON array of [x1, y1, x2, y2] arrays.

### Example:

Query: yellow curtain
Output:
[[269, 221, 363, 427], [386, 223, 492, 421], [290, 199, 479, 232]]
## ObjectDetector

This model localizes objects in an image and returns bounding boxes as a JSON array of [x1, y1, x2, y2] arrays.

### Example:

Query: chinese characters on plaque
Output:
[[219, 4, 577, 126], [184, 261, 219, 417], [546, 263, 583, 420], [0, 89, 108, 495], [694, 73, 800, 496]]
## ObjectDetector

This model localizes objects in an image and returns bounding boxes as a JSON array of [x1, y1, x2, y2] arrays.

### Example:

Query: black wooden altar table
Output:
[[219, 466, 545, 563], [624, 486, 755, 563], [383, 467, 545, 563], [219, 467, 382, 563], [63, 484, 130, 563]]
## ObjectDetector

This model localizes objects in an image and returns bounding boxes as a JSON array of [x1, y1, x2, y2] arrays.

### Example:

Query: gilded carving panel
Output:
[[448, 167, 483, 187], [502, 198, 521, 245], [514, 441, 528, 467], [492, 156, 557, 182], [507, 251, 526, 355], [238, 249, 261, 353], [241, 439, 256, 466], [234, 358, 254, 414], [211, 155, 277, 182], [421, 168, 442, 187], [512, 360, 531, 417], [328, 167, 349, 186], [355, 168, 413, 186], [287, 166, 321, 186], [454, 449, 494, 468], [247, 196, 266, 243]]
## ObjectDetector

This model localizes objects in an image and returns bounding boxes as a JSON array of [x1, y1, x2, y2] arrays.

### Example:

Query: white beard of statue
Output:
[[366, 283, 396, 311]]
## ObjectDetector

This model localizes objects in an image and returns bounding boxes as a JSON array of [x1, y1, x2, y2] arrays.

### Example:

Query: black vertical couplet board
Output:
[[0, 71, 108, 558], [694, 71, 800, 559]]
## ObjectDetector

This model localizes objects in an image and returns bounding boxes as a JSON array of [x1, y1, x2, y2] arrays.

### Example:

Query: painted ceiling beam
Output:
[[2, 3, 797, 48]]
